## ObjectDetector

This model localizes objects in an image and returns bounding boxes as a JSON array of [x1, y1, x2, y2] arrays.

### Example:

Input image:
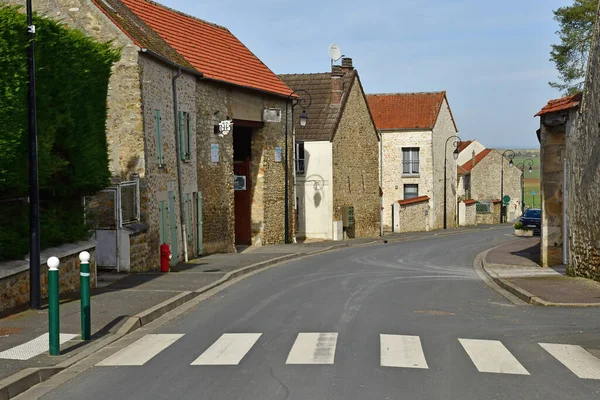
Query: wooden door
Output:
[[234, 159, 252, 245]]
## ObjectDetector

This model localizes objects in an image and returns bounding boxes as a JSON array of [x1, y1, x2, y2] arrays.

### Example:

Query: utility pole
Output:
[[27, 0, 41, 309]]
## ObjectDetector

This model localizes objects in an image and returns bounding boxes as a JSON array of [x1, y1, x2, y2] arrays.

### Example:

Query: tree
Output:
[[549, 0, 599, 94]]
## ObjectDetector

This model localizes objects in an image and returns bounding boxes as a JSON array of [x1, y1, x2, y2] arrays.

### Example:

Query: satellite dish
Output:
[[328, 43, 342, 61]]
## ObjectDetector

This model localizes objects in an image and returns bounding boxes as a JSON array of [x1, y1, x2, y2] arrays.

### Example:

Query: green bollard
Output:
[[79, 251, 91, 341], [47, 256, 60, 356]]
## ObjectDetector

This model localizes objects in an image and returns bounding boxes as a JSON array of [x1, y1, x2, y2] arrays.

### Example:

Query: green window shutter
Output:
[[186, 194, 192, 240], [185, 113, 191, 160], [159, 200, 166, 243], [155, 110, 163, 165], [179, 111, 185, 161]]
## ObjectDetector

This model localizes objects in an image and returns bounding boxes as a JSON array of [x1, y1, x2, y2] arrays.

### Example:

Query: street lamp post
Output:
[[500, 149, 515, 223], [284, 90, 311, 244], [444, 135, 462, 229], [26, 0, 41, 310], [515, 159, 533, 213]]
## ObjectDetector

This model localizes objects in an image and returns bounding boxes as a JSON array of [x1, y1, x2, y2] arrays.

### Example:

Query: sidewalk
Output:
[[0, 224, 503, 398], [483, 237, 600, 306]]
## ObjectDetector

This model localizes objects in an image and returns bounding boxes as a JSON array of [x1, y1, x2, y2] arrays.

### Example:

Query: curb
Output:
[[481, 248, 600, 307], [0, 226, 508, 398]]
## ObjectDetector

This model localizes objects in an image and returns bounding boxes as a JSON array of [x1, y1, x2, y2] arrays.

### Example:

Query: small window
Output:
[[179, 111, 191, 161], [402, 147, 419, 175], [154, 110, 164, 166], [404, 184, 418, 199], [295, 142, 305, 175]]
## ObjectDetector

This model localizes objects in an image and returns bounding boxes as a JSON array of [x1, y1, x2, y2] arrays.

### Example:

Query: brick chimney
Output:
[[341, 57, 353, 74], [331, 65, 344, 105], [471, 150, 476, 168]]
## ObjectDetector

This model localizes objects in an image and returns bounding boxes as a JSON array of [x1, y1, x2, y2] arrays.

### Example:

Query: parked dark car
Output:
[[519, 208, 541, 235]]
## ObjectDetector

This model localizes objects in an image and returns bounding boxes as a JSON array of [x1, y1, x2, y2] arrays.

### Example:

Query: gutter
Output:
[[140, 48, 202, 78]]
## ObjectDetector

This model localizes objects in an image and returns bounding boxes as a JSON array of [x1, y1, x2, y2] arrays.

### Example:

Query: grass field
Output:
[[512, 157, 541, 208]]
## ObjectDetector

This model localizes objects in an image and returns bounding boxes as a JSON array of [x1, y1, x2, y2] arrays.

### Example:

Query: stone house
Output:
[[122, 0, 294, 254], [279, 59, 380, 240], [456, 148, 522, 224], [562, 5, 600, 281], [456, 139, 486, 167], [366, 91, 459, 231], [19, 0, 294, 271], [534, 93, 581, 267]]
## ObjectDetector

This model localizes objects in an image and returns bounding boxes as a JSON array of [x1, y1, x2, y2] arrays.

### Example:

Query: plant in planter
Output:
[[513, 222, 534, 237]]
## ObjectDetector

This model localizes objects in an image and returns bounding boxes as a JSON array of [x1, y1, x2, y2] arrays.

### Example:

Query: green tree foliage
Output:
[[550, 0, 599, 94], [0, 5, 120, 260]]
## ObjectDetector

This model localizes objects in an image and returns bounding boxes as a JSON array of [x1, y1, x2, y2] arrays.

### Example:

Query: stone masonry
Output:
[[0, 243, 96, 315], [195, 81, 292, 253], [565, 4, 600, 281], [397, 198, 430, 233], [431, 98, 459, 230], [332, 76, 380, 238], [470, 149, 522, 221]]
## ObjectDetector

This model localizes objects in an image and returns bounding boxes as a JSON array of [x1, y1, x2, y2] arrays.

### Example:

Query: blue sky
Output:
[[161, 0, 570, 149]]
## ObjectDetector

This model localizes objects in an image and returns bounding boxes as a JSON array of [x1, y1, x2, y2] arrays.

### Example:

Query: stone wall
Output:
[[0, 242, 96, 316], [129, 230, 150, 273], [471, 150, 522, 216], [332, 76, 380, 238], [565, 5, 600, 280], [398, 199, 430, 233], [459, 201, 477, 226], [139, 54, 198, 269], [539, 113, 570, 267], [431, 98, 459, 229], [195, 81, 292, 253], [381, 130, 432, 229], [476, 202, 501, 225]]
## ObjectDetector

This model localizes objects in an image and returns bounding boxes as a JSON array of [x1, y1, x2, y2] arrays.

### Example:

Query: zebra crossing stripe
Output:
[[540, 343, 600, 380], [286, 332, 338, 364], [97, 334, 184, 366], [191, 333, 262, 365], [380, 334, 428, 369], [459, 338, 529, 375], [0, 333, 78, 360]]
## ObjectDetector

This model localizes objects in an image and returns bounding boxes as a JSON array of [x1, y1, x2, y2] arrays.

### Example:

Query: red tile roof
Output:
[[366, 91, 457, 131], [459, 148, 493, 173], [457, 140, 473, 153], [464, 199, 477, 205], [120, 0, 292, 97], [398, 195, 430, 206], [535, 92, 582, 117]]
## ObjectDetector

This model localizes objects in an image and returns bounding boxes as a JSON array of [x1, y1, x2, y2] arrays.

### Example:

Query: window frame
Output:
[[402, 147, 420, 176], [403, 184, 419, 199]]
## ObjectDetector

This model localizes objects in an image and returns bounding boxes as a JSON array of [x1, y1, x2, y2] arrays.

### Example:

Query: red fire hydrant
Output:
[[160, 243, 171, 273]]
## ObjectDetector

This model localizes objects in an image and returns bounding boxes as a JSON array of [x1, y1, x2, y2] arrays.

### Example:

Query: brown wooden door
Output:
[[234, 159, 252, 245]]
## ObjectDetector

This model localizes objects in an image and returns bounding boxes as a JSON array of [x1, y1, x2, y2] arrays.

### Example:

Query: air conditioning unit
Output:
[[234, 175, 246, 191], [262, 108, 282, 123]]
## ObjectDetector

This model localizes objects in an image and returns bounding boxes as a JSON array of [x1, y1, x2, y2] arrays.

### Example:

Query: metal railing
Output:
[[476, 201, 491, 214]]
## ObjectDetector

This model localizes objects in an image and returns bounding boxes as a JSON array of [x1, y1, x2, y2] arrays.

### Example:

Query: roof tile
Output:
[[398, 195, 430, 206], [460, 148, 493, 173], [120, 0, 292, 96], [535, 92, 582, 117], [366, 92, 456, 131]]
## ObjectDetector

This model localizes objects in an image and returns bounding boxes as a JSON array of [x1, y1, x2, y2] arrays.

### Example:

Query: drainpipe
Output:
[[292, 101, 298, 244], [172, 67, 188, 262], [563, 158, 567, 265], [379, 134, 383, 237]]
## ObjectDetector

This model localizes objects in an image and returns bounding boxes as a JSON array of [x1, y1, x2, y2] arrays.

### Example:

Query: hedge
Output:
[[0, 5, 120, 261]]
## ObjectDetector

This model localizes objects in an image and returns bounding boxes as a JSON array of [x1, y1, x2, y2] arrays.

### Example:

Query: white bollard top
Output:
[[79, 251, 91, 263], [47, 257, 60, 271]]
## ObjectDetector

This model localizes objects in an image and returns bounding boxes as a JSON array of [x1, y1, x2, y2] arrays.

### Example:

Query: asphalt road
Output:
[[35, 229, 600, 399]]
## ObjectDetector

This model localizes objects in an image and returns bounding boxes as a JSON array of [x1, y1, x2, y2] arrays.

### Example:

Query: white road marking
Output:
[[540, 343, 600, 379], [459, 338, 529, 375], [286, 332, 338, 364], [97, 334, 184, 366], [0, 333, 78, 360], [380, 334, 428, 369], [191, 333, 262, 365]]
